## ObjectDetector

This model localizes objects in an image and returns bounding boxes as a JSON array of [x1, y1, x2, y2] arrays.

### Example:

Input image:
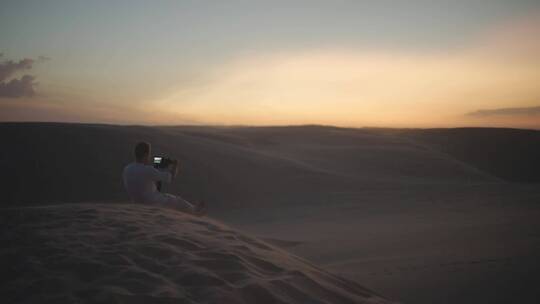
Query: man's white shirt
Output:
[[123, 162, 171, 203]]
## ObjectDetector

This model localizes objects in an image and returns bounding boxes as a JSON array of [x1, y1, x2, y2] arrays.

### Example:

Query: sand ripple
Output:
[[0, 203, 394, 303]]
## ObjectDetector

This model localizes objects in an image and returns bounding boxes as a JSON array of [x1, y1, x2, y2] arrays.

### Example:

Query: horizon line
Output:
[[0, 120, 538, 131]]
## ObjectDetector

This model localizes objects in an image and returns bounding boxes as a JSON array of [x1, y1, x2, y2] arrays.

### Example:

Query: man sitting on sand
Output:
[[123, 142, 206, 216]]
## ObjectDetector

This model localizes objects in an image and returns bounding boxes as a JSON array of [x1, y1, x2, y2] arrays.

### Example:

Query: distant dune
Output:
[[0, 203, 394, 304], [398, 128, 540, 183], [2, 123, 538, 207]]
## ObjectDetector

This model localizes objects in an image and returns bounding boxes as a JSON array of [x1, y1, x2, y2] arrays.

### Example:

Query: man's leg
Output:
[[163, 193, 196, 214]]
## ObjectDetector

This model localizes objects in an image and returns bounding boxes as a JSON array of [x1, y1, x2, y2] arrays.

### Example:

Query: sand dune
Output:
[[0, 203, 395, 304], [4, 123, 538, 208], [397, 128, 540, 183], [2, 123, 539, 303]]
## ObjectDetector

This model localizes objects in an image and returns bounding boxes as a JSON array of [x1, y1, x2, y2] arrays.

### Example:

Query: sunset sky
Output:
[[1, 0, 539, 128]]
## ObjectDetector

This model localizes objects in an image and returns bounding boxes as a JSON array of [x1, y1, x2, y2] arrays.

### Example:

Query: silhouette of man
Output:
[[123, 142, 206, 216]]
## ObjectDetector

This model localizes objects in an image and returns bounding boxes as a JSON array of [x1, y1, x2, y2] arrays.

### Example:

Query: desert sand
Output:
[[1, 123, 539, 303], [0, 203, 393, 304]]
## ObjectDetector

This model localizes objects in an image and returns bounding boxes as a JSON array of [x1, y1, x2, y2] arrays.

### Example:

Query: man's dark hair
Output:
[[135, 142, 150, 161]]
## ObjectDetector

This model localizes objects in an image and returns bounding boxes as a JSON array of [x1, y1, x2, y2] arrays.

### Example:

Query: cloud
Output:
[[0, 56, 37, 98], [0, 58, 34, 82], [467, 106, 540, 117], [37, 56, 51, 62], [0, 75, 36, 98]]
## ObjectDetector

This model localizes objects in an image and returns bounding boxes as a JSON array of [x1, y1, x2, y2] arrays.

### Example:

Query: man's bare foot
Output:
[[193, 201, 207, 216]]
